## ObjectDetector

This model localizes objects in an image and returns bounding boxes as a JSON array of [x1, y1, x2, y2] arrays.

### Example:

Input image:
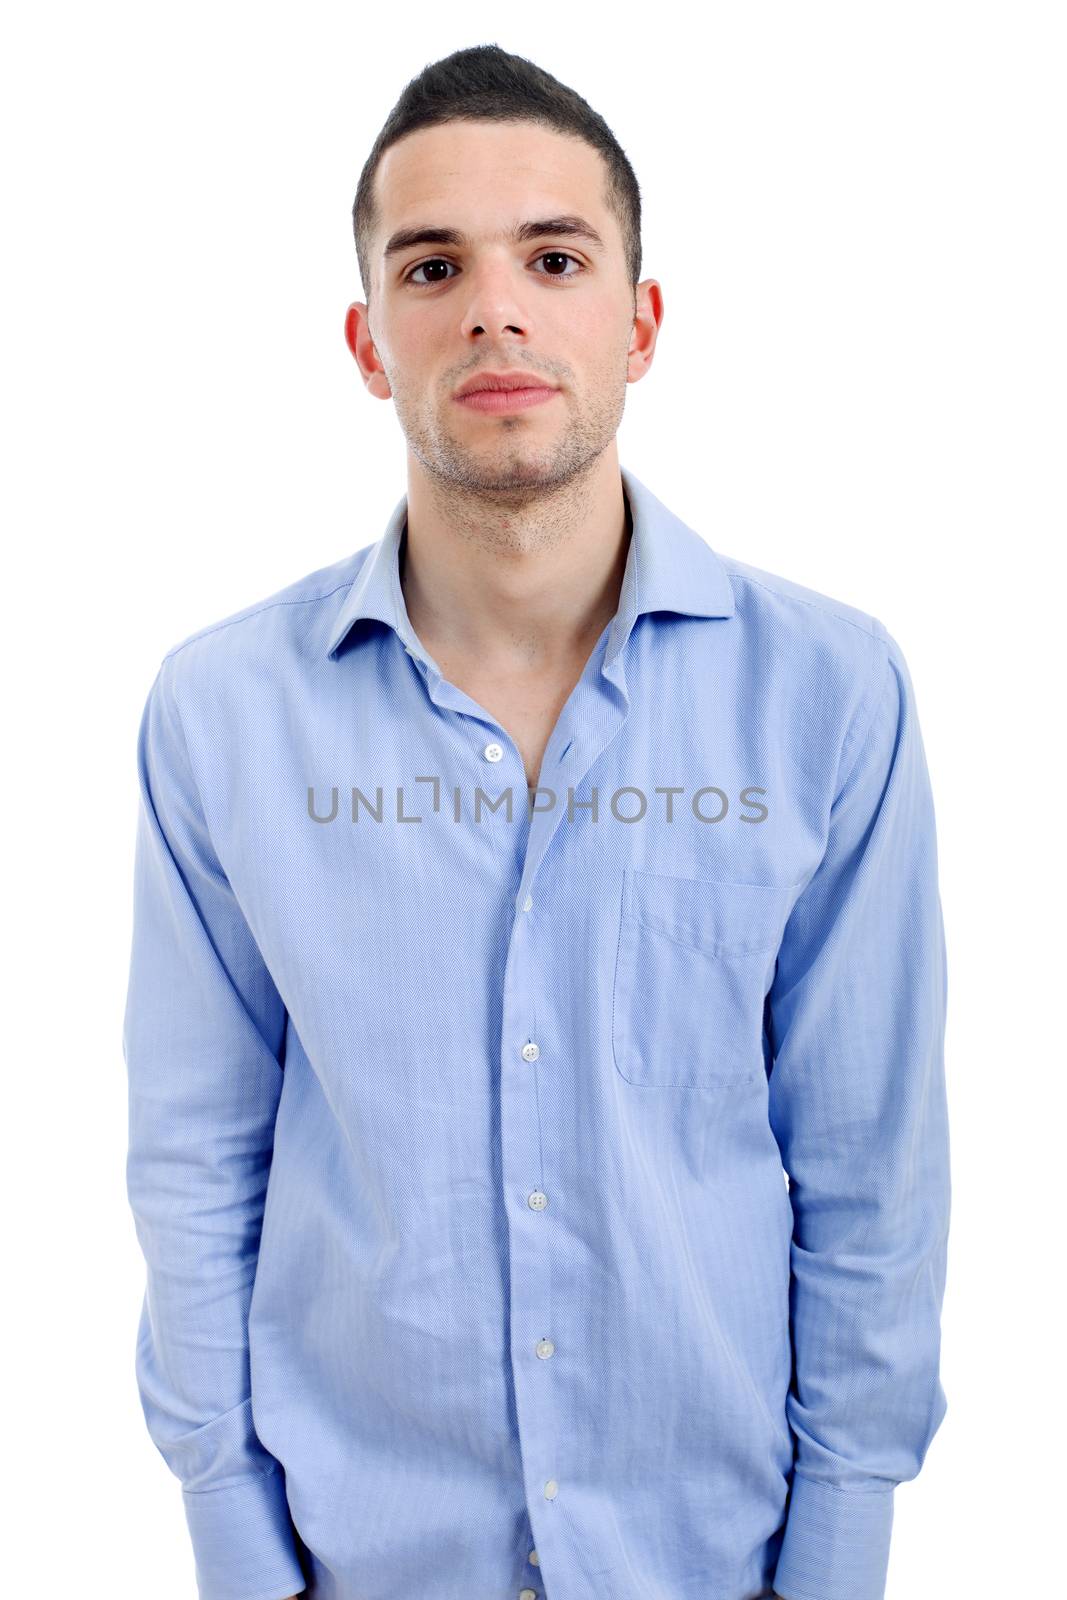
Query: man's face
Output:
[[350, 120, 652, 496]]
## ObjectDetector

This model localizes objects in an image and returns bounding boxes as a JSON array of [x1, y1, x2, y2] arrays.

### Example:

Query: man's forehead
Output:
[[377, 122, 606, 212]]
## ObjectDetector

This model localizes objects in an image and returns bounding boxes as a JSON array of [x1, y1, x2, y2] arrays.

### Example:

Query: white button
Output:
[[535, 1338, 555, 1359], [521, 1041, 540, 1062], [528, 1549, 539, 1565], [484, 742, 504, 762], [528, 1190, 548, 1210], [519, 1590, 538, 1600], [544, 1478, 558, 1499], [522, 893, 533, 912]]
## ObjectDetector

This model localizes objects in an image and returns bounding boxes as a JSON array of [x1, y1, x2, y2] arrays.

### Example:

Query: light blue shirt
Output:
[[123, 466, 950, 1600]]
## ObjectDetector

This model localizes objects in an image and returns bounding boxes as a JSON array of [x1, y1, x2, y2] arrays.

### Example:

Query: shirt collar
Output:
[[324, 464, 735, 666]]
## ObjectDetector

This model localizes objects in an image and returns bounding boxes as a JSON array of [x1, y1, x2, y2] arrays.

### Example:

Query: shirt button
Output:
[[528, 1190, 548, 1210], [528, 1549, 539, 1565], [483, 741, 504, 762], [544, 1478, 559, 1499], [535, 1338, 555, 1359], [522, 893, 533, 912], [521, 1041, 540, 1062], [519, 1590, 538, 1600]]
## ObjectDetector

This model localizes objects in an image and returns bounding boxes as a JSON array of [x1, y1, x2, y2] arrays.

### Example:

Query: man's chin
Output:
[[433, 449, 573, 496]]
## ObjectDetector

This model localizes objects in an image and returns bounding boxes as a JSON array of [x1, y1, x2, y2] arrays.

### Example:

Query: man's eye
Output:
[[530, 251, 583, 279], [405, 259, 457, 286], [405, 252, 583, 286]]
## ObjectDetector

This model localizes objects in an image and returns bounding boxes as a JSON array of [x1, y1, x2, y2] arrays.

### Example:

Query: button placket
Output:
[[498, 739, 574, 1585]]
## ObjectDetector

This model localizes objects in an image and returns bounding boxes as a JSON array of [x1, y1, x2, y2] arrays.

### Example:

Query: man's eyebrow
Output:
[[382, 215, 607, 262]]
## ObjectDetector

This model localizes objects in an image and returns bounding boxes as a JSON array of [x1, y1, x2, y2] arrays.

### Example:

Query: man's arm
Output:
[[123, 654, 306, 1600], [766, 624, 951, 1600]]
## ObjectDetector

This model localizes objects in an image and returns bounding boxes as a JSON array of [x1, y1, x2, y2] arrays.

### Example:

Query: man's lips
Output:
[[453, 386, 560, 415]]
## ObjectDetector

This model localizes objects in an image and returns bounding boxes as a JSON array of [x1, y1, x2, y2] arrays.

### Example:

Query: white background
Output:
[[3, 4, 1064, 1596]]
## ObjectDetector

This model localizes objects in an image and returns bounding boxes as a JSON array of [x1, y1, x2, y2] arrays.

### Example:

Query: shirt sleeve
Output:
[[766, 623, 951, 1600], [123, 654, 307, 1600]]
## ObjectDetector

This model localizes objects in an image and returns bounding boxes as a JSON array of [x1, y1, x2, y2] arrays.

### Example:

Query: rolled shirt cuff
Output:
[[182, 1463, 307, 1600], [773, 1470, 896, 1600]]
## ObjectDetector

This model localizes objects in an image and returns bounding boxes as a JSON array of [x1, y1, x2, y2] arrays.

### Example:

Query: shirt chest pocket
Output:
[[611, 867, 798, 1089]]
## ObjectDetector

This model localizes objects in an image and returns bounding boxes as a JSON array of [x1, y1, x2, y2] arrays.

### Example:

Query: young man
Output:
[[124, 43, 950, 1600]]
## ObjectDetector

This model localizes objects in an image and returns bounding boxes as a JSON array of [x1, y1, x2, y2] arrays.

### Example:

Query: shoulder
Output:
[[714, 551, 921, 782], [721, 550, 886, 647], [155, 543, 375, 698], [718, 547, 902, 690]]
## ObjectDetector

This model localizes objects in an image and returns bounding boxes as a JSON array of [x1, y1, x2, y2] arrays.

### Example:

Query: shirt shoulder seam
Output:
[[161, 578, 357, 662], [721, 566, 882, 640]]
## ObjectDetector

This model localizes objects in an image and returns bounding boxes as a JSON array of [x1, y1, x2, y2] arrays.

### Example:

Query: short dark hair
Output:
[[352, 43, 642, 305]]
